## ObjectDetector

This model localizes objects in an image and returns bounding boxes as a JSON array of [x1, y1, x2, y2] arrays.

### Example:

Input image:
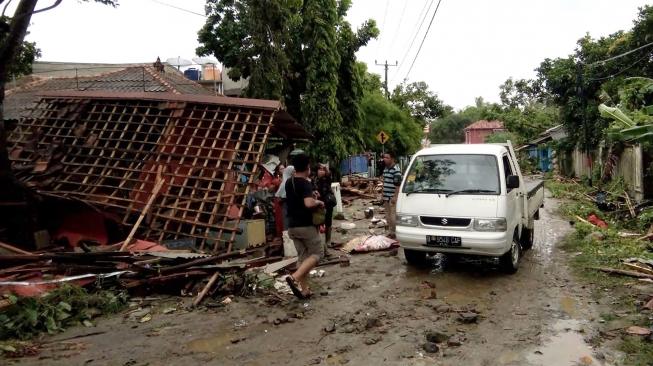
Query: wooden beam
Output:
[[120, 176, 165, 251]]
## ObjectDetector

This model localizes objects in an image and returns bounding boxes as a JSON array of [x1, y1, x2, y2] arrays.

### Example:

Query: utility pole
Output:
[[576, 61, 592, 186], [375, 60, 398, 99]]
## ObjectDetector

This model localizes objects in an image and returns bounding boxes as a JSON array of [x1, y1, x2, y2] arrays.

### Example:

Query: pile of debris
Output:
[[340, 177, 382, 204], [593, 258, 653, 281], [0, 240, 285, 308]]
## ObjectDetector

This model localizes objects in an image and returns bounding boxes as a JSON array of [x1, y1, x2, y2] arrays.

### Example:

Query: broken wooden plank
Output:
[[591, 266, 653, 279], [340, 187, 378, 199], [159, 248, 259, 274], [193, 272, 220, 307], [0, 241, 33, 255], [317, 256, 350, 268], [120, 177, 166, 251], [263, 257, 298, 275], [624, 192, 636, 218]]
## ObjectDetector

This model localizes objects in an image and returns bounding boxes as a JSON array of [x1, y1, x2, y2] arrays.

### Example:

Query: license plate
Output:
[[426, 235, 462, 247]]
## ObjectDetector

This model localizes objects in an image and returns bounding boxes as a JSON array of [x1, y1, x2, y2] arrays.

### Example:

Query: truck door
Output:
[[502, 154, 521, 235]]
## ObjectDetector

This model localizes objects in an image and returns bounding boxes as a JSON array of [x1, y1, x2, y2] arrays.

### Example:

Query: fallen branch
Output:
[[623, 263, 653, 276], [575, 215, 593, 226], [591, 266, 653, 279], [637, 233, 653, 242]]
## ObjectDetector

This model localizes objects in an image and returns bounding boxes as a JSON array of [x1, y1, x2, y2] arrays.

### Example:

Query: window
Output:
[[502, 155, 514, 191], [403, 154, 500, 195]]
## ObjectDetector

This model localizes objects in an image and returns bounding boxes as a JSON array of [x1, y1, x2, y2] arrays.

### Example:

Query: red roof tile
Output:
[[464, 120, 504, 130], [4, 66, 212, 119]]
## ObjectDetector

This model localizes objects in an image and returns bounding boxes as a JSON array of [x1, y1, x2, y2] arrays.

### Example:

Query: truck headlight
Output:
[[397, 214, 418, 227], [473, 218, 507, 232]]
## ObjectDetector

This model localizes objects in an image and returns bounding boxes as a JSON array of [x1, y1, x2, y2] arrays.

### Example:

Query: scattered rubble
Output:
[[626, 326, 652, 336], [425, 330, 450, 344], [458, 312, 480, 324], [422, 342, 439, 353]]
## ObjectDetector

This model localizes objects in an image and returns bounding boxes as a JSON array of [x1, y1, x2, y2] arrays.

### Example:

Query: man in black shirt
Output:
[[285, 153, 324, 298]]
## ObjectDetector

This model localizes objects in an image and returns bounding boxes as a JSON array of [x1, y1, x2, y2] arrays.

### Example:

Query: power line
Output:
[[403, 0, 443, 81], [586, 41, 653, 66], [148, 0, 206, 17], [588, 53, 651, 82], [375, 0, 391, 58], [387, 1, 409, 52], [393, 0, 433, 83]]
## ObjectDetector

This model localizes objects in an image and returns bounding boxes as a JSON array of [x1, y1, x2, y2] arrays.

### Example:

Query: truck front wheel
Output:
[[499, 238, 520, 274], [404, 248, 427, 267], [520, 227, 534, 251]]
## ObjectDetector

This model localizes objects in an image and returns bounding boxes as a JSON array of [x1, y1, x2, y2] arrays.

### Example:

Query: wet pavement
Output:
[[10, 194, 612, 366]]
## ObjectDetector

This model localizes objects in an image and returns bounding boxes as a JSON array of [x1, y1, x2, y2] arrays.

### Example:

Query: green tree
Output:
[[600, 77, 653, 143], [0, 15, 41, 80], [536, 6, 653, 150], [196, 0, 298, 100], [485, 131, 522, 145], [429, 106, 483, 144], [390, 81, 452, 126], [301, 0, 343, 158], [197, 0, 378, 163], [499, 77, 546, 109], [334, 1, 378, 151], [360, 92, 421, 156]]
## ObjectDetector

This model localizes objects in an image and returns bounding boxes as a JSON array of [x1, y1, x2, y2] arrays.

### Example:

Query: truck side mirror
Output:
[[506, 175, 520, 189]]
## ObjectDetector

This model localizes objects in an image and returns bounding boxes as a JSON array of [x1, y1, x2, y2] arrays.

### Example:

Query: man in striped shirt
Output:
[[382, 152, 402, 238]]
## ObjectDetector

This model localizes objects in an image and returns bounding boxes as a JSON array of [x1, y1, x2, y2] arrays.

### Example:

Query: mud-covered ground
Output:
[[10, 194, 620, 366]]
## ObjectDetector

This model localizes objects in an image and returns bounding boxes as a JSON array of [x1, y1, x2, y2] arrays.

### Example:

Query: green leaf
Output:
[[598, 104, 634, 128], [0, 344, 17, 352], [58, 301, 72, 312], [24, 308, 38, 326], [56, 310, 71, 321], [45, 316, 58, 334], [4, 294, 18, 305]]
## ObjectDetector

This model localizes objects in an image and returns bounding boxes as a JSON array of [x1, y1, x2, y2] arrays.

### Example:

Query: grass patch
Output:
[[546, 178, 590, 200], [620, 336, 653, 366], [0, 285, 127, 342]]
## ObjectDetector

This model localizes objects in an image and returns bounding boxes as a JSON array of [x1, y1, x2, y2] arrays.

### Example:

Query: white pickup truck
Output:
[[395, 143, 544, 273]]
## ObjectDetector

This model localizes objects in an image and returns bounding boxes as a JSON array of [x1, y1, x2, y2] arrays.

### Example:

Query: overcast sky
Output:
[[20, 0, 652, 109]]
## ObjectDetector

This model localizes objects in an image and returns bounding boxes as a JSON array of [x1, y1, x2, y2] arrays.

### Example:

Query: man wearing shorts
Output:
[[285, 153, 324, 298]]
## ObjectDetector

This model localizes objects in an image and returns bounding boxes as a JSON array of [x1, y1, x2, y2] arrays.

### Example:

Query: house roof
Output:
[[7, 91, 308, 252], [464, 120, 504, 130], [4, 66, 212, 120]]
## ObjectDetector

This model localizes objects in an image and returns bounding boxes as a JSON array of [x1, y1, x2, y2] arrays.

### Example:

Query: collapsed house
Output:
[[5, 91, 309, 253]]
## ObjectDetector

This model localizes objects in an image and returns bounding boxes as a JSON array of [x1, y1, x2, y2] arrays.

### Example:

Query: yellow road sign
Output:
[[376, 130, 390, 145]]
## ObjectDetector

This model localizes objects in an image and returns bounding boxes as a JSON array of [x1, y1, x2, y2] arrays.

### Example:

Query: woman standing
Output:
[[314, 163, 336, 251]]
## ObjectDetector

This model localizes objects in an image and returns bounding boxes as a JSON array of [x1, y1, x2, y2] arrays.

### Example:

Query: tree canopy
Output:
[[390, 81, 452, 126], [535, 5, 653, 150], [197, 0, 379, 162]]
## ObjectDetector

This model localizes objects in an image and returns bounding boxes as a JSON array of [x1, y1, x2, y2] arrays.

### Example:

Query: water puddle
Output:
[[527, 319, 600, 366], [497, 350, 520, 364], [560, 296, 578, 317], [187, 332, 235, 353]]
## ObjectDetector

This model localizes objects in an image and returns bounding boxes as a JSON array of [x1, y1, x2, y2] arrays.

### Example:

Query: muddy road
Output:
[[12, 195, 611, 366]]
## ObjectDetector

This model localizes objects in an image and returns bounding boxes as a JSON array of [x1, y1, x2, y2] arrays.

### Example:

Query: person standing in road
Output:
[[382, 152, 402, 239], [314, 163, 336, 254], [285, 153, 324, 299]]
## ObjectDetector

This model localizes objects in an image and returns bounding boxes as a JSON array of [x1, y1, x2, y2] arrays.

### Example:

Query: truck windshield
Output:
[[402, 154, 500, 195]]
